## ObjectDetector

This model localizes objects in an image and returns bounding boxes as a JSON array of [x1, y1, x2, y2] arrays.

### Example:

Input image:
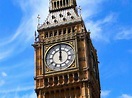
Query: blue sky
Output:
[[0, 0, 132, 98]]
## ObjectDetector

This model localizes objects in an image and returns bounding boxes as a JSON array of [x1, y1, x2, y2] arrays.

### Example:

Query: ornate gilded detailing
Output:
[[36, 25, 88, 45], [39, 25, 76, 40], [37, 8, 82, 30], [43, 34, 75, 44]]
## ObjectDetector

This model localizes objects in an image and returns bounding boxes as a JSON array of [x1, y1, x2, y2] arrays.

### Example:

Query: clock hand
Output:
[[59, 45, 62, 61]]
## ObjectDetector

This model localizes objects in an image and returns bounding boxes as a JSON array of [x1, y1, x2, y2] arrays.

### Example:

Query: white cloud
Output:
[[115, 28, 132, 40], [77, 0, 117, 42], [0, 0, 115, 61], [86, 20, 103, 40], [0, 49, 13, 60], [21, 92, 36, 98], [14, 92, 36, 98], [0, 0, 49, 60], [0, 80, 5, 87], [119, 94, 132, 98], [101, 13, 116, 24], [85, 14, 116, 42], [77, 0, 106, 19], [0, 91, 36, 98], [101, 90, 111, 98], [1, 72, 7, 77], [0, 86, 34, 93]]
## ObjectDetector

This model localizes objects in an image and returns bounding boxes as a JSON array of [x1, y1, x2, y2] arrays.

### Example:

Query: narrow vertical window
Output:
[[54, 77, 58, 85], [60, 0, 62, 7], [59, 29, 62, 35], [49, 31, 53, 37], [74, 73, 78, 81], [63, 0, 65, 6], [54, 2, 56, 8], [44, 78, 48, 86], [49, 77, 53, 86], [63, 28, 66, 34], [64, 75, 68, 83], [72, 26, 75, 33], [57, 1, 59, 8], [68, 27, 71, 33], [54, 30, 57, 36], [45, 32, 48, 38], [66, 0, 69, 5]]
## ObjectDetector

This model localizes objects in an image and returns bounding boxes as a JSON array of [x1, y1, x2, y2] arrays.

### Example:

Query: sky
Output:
[[0, 0, 132, 98]]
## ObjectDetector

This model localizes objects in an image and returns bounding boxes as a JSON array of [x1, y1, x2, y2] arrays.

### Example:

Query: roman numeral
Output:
[[46, 58, 52, 60], [67, 48, 72, 52], [55, 64, 57, 67], [50, 62, 54, 65], [67, 59, 72, 62], [64, 62, 68, 66], [68, 54, 74, 56]]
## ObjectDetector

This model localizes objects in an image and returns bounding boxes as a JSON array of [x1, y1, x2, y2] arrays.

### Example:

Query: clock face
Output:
[[45, 43, 75, 71]]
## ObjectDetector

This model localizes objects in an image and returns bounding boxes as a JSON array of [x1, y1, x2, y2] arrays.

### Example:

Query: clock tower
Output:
[[33, 0, 101, 98]]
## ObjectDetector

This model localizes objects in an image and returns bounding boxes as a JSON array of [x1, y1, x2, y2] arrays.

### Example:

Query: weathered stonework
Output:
[[33, 0, 101, 98]]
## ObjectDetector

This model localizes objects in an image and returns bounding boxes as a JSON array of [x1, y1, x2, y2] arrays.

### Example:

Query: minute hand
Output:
[[59, 45, 62, 61]]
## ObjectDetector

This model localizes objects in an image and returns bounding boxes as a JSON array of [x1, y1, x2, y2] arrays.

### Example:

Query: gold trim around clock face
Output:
[[44, 42, 75, 71]]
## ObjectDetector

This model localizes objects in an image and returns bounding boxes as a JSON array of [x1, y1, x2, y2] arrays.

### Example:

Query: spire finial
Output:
[[37, 14, 41, 25], [78, 6, 82, 16]]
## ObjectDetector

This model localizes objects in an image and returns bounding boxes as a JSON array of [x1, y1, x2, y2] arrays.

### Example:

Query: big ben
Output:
[[33, 0, 101, 98]]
